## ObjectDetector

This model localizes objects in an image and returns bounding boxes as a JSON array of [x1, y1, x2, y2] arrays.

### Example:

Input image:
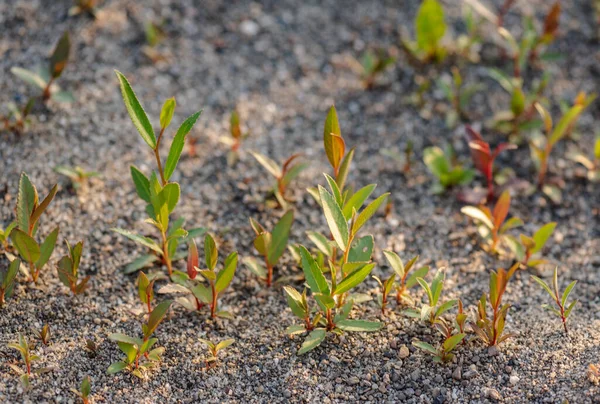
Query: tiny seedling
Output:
[[142, 21, 167, 62], [437, 68, 484, 127], [531, 267, 577, 335], [461, 190, 522, 254], [250, 151, 307, 209], [465, 125, 517, 202], [245, 210, 293, 287], [199, 338, 234, 368], [506, 222, 556, 269], [373, 273, 395, 315], [401, 0, 447, 64], [382, 251, 429, 305], [352, 48, 396, 89], [0, 258, 20, 308], [113, 71, 204, 275], [57, 240, 91, 295], [405, 270, 456, 325], [107, 300, 172, 378], [532, 95, 596, 202], [33, 324, 51, 346], [70, 376, 92, 404], [569, 136, 600, 182], [7, 333, 51, 391], [55, 165, 100, 190], [413, 323, 465, 363], [85, 339, 99, 357], [10, 173, 59, 283], [219, 110, 249, 165], [423, 145, 474, 194], [69, 0, 98, 18], [164, 234, 237, 319], [471, 263, 518, 347]]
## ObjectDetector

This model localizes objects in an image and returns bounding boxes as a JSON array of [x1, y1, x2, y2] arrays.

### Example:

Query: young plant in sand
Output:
[[161, 234, 238, 319], [244, 210, 293, 287], [199, 338, 234, 368], [465, 125, 517, 202], [7, 333, 52, 391], [84, 338, 99, 358], [250, 151, 307, 209], [405, 270, 456, 325], [142, 20, 167, 63], [532, 96, 596, 202], [423, 145, 474, 194], [401, 0, 447, 65], [461, 190, 522, 254], [506, 222, 556, 269], [569, 136, 600, 182], [0, 258, 20, 308], [284, 182, 388, 354], [33, 324, 51, 346], [437, 68, 484, 128], [349, 48, 396, 89], [69, 0, 98, 18], [55, 165, 100, 190], [113, 71, 204, 276], [137, 271, 156, 314], [219, 110, 249, 165], [382, 251, 429, 305], [107, 300, 172, 378], [471, 263, 518, 347], [531, 267, 577, 335], [10, 173, 59, 283], [71, 376, 92, 404], [413, 313, 466, 363], [373, 273, 395, 315], [57, 240, 91, 295]]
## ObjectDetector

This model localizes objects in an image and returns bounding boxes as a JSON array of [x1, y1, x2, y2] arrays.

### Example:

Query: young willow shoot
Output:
[[33, 324, 51, 346], [57, 240, 90, 295], [54, 165, 100, 190], [250, 152, 307, 209], [70, 376, 92, 404], [465, 125, 516, 202], [7, 333, 51, 391], [382, 251, 429, 305], [163, 234, 237, 319], [461, 190, 522, 254], [219, 110, 249, 165], [113, 71, 204, 276], [531, 267, 577, 335], [406, 270, 456, 325], [0, 258, 20, 308], [199, 338, 235, 368], [245, 210, 293, 287], [401, 0, 447, 64], [413, 314, 466, 363], [354, 49, 396, 89], [107, 300, 172, 378], [506, 222, 556, 269], [373, 273, 395, 315], [471, 263, 518, 347], [10, 173, 59, 283], [423, 146, 474, 194]]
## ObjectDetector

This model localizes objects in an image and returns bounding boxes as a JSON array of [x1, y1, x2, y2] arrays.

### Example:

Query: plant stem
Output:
[[42, 77, 55, 101], [264, 256, 273, 288], [154, 128, 167, 186], [160, 230, 172, 275], [210, 281, 217, 318]]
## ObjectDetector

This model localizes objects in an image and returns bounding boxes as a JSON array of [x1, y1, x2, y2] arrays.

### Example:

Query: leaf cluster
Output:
[[531, 267, 577, 335], [57, 240, 90, 295], [199, 338, 235, 366], [382, 251, 429, 306], [401, 0, 448, 64], [424, 145, 474, 194], [506, 222, 556, 268], [70, 376, 92, 404], [405, 270, 456, 324]]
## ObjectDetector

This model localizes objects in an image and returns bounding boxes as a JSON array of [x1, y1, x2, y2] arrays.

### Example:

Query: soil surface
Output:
[[1, 0, 599, 403]]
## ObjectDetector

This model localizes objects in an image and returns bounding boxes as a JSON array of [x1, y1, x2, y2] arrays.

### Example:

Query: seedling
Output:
[[7, 333, 51, 391], [199, 338, 234, 368], [437, 68, 484, 127], [244, 210, 293, 287], [55, 165, 100, 190], [373, 273, 395, 315], [401, 0, 447, 64], [107, 300, 172, 378], [164, 234, 237, 318], [471, 263, 518, 347], [506, 222, 556, 269], [57, 240, 91, 295], [219, 110, 249, 165], [33, 324, 51, 346], [0, 258, 20, 308], [113, 71, 204, 275], [405, 270, 456, 324], [531, 267, 577, 335], [142, 21, 167, 63], [10, 173, 59, 283], [569, 136, 600, 182], [70, 376, 92, 404], [423, 145, 474, 194], [382, 252, 429, 305], [352, 49, 396, 89], [413, 328, 465, 363], [461, 190, 522, 254], [465, 125, 517, 202], [69, 0, 97, 18], [532, 95, 596, 202], [85, 339, 99, 357], [137, 271, 155, 314], [250, 152, 307, 208]]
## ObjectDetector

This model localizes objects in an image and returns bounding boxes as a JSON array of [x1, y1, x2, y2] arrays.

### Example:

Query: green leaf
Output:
[[284, 286, 307, 319], [324, 173, 343, 206], [124, 254, 157, 274], [413, 340, 438, 355], [11, 67, 47, 89], [107, 361, 128, 375], [112, 228, 163, 254], [461, 206, 494, 229], [323, 106, 342, 171], [11, 229, 41, 263], [204, 233, 218, 270], [281, 162, 308, 188], [16, 173, 37, 232], [51, 90, 75, 103], [36, 227, 59, 269], [144, 300, 172, 338], [299, 245, 329, 295], [161, 183, 180, 213], [115, 70, 156, 149], [164, 110, 202, 181], [561, 280, 577, 307], [138, 271, 151, 304], [351, 193, 389, 235], [406, 266, 429, 289], [30, 184, 58, 230], [549, 104, 584, 146], [108, 333, 142, 346], [3, 258, 20, 289], [49, 32, 70, 78], [80, 376, 91, 397], [314, 293, 336, 310], [347, 235, 374, 263], [383, 250, 404, 277], [215, 339, 235, 352], [297, 328, 326, 355], [531, 222, 556, 254], [160, 98, 176, 129], [336, 147, 355, 190], [342, 184, 376, 220], [336, 319, 382, 332], [442, 333, 465, 352], [318, 185, 349, 251], [286, 325, 306, 335], [250, 151, 282, 178], [267, 210, 293, 266], [416, 0, 446, 55], [216, 252, 237, 293], [306, 231, 333, 257], [564, 299, 577, 318], [130, 166, 151, 203], [334, 299, 354, 322], [531, 275, 555, 299], [335, 263, 375, 295]]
